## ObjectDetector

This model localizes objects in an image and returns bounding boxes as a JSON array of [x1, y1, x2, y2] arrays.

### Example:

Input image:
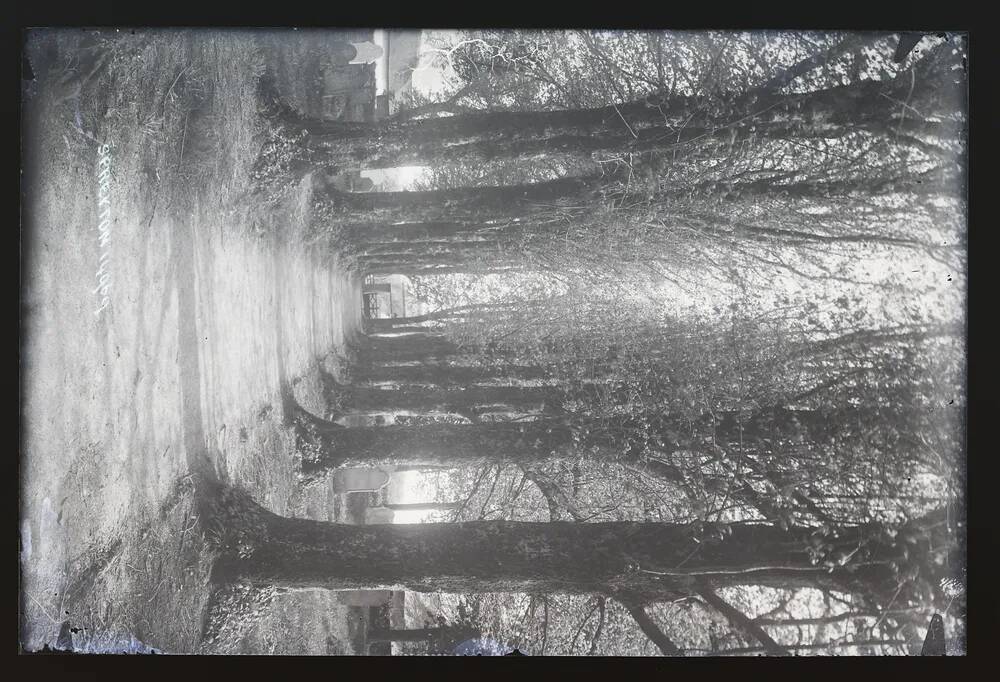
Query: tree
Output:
[[313, 175, 610, 227], [328, 383, 564, 420], [269, 44, 957, 176], [205, 481, 952, 611]]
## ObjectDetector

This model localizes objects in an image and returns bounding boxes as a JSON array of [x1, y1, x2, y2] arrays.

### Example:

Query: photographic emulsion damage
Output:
[[19, 28, 967, 656]]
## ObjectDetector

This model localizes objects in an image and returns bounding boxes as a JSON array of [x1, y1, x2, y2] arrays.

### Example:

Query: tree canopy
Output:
[[233, 29, 967, 656]]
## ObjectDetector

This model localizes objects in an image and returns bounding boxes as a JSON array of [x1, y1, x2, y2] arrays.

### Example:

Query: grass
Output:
[[30, 29, 268, 231], [21, 28, 356, 654], [58, 477, 215, 653]]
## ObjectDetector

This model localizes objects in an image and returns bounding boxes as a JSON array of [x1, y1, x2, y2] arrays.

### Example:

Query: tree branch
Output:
[[696, 585, 791, 656], [759, 34, 883, 94], [569, 597, 602, 653], [520, 465, 585, 521], [391, 82, 477, 121], [588, 597, 607, 656], [615, 594, 684, 656]]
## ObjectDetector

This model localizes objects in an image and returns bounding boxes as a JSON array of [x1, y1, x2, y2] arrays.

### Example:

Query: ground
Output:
[[20, 29, 363, 653]]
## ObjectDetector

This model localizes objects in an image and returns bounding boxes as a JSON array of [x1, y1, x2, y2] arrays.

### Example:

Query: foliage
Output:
[[304, 29, 966, 655]]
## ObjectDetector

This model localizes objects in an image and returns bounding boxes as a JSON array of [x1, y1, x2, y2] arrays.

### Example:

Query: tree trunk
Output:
[[366, 304, 515, 330], [279, 62, 954, 172], [302, 402, 871, 526], [351, 362, 550, 386], [361, 254, 512, 274], [354, 220, 513, 245], [208, 485, 926, 602], [364, 263, 520, 277], [358, 333, 467, 360], [297, 406, 848, 472], [338, 384, 563, 416], [298, 418, 576, 472], [359, 240, 502, 259], [279, 98, 696, 169], [296, 407, 857, 520], [315, 176, 607, 226], [367, 326, 439, 336], [357, 336, 538, 368]]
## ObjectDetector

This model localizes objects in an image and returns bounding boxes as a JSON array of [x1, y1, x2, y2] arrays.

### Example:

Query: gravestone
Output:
[[330, 172, 375, 193], [333, 467, 390, 494], [349, 41, 384, 64], [365, 506, 395, 525], [326, 41, 358, 66]]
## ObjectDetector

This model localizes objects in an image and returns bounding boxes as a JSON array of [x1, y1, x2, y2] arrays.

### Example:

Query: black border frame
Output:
[[11, 1, 990, 676]]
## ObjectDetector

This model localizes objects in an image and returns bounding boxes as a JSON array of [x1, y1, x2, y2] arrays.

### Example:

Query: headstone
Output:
[[365, 506, 395, 525], [333, 468, 390, 493], [349, 41, 384, 64], [330, 172, 376, 193], [353, 176, 375, 192], [327, 41, 358, 66]]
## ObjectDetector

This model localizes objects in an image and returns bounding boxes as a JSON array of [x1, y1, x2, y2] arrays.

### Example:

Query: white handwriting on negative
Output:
[[94, 143, 113, 317]]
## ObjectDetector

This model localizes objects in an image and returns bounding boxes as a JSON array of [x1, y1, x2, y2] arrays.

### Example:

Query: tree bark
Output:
[[315, 176, 606, 226], [279, 62, 954, 172], [357, 333, 468, 362], [354, 220, 513, 245], [361, 254, 513, 274], [208, 485, 917, 602], [351, 362, 550, 386], [364, 263, 521, 277], [366, 304, 515, 330], [279, 98, 696, 169], [298, 418, 576, 473], [294, 405, 870, 530], [359, 240, 502, 259], [367, 325, 437, 335], [337, 384, 563, 416], [297, 406, 853, 481]]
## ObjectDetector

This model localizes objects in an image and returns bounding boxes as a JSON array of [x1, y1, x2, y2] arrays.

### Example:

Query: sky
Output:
[[409, 30, 461, 96]]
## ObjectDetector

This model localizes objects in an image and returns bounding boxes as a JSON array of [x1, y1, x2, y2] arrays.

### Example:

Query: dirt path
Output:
[[20, 30, 362, 652]]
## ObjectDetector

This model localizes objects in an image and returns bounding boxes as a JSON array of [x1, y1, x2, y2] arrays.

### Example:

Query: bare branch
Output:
[[696, 585, 791, 656], [759, 34, 883, 93], [588, 597, 607, 655], [616, 594, 685, 656]]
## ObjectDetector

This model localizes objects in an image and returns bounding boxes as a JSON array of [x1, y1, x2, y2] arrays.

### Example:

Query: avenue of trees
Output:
[[199, 30, 966, 655]]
